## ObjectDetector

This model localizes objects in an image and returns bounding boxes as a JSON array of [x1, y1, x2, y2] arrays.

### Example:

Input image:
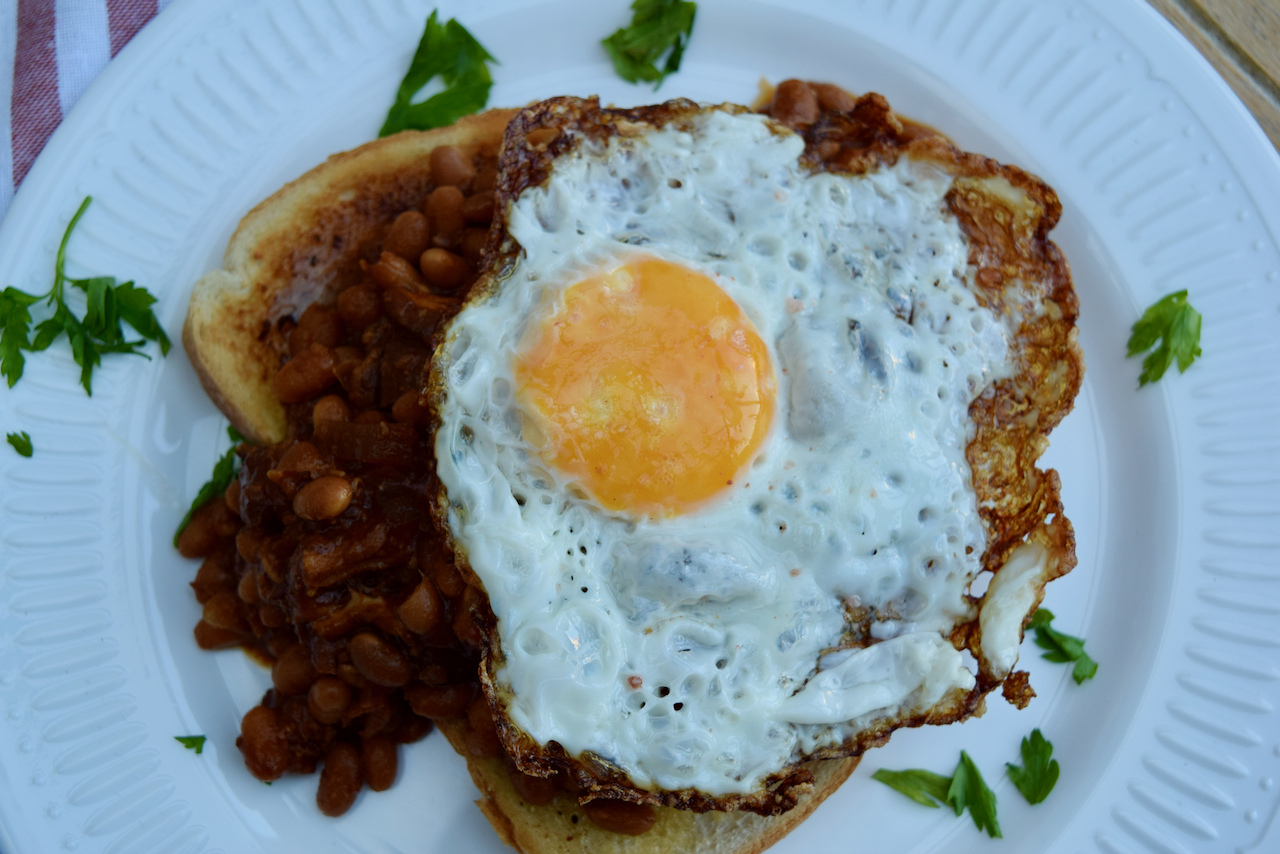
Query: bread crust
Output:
[[437, 719, 859, 854], [182, 108, 515, 445]]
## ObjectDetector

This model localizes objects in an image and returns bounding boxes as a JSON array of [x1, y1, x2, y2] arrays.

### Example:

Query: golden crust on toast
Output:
[[437, 719, 859, 854], [433, 94, 1083, 815], [182, 108, 515, 445]]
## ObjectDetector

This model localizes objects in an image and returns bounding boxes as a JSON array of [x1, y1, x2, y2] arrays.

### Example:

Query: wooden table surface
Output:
[[1148, 0, 1280, 152]]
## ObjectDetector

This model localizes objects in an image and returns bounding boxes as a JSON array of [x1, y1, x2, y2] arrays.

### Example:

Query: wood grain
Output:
[[1147, 0, 1280, 152]]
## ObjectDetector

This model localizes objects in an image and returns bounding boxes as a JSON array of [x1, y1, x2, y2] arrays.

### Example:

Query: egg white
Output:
[[435, 110, 1015, 795]]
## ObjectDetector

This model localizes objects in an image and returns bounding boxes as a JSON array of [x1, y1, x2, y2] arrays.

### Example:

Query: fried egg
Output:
[[434, 109, 1029, 796]]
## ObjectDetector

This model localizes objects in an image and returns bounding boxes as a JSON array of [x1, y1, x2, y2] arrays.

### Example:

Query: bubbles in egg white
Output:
[[435, 111, 1013, 794]]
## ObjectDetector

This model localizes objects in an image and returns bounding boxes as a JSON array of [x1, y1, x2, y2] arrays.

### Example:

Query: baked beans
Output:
[[187, 146, 501, 816]]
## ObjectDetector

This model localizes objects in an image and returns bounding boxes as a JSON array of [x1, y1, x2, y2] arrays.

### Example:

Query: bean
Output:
[[472, 163, 498, 193], [202, 590, 248, 633], [425, 186, 465, 242], [461, 191, 494, 224], [312, 394, 351, 425], [289, 304, 343, 356], [418, 664, 448, 686], [177, 500, 236, 558], [224, 478, 241, 514], [336, 663, 368, 689], [419, 248, 471, 292], [812, 82, 856, 113], [273, 343, 336, 404], [238, 705, 289, 781], [191, 550, 233, 604], [403, 683, 474, 718], [396, 578, 443, 634], [460, 228, 488, 265], [429, 145, 475, 189], [582, 799, 657, 835], [433, 554, 466, 598], [361, 736, 398, 791], [193, 619, 241, 650], [771, 79, 819, 127], [466, 696, 504, 758], [368, 251, 426, 292], [236, 570, 260, 605], [352, 410, 388, 424], [348, 632, 412, 687], [236, 526, 264, 563], [258, 602, 287, 628], [308, 675, 352, 724], [506, 763, 559, 806], [391, 714, 433, 744], [336, 282, 383, 329], [383, 210, 431, 262], [277, 441, 325, 474], [293, 475, 354, 521], [272, 643, 317, 696], [333, 345, 363, 365], [316, 741, 363, 817], [391, 390, 430, 427], [356, 689, 398, 739], [389, 711, 435, 742]]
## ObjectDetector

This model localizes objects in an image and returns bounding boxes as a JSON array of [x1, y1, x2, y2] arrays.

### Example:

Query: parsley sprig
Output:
[[1006, 729, 1059, 804], [0, 197, 170, 395], [379, 12, 496, 137], [174, 735, 207, 754], [6, 431, 32, 457], [1127, 289, 1202, 387], [873, 750, 1002, 838], [174, 425, 245, 547], [1027, 608, 1098, 684], [602, 0, 697, 89]]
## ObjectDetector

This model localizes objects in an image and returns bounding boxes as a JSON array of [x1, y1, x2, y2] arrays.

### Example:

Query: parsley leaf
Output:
[[1028, 608, 1098, 684], [6, 431, 32, 457], [174, 425, 245, 548], [948, 751, 1002, 838], [1127, 289, 1202, 387], [602, 0, 697, 89], [175, 735, 206, 754], [875, 753, 1002, 838], [1, 287, 38, 386], [379, 12, 496, 137], [871, 768, 953, 807], [1006, 729, 1059, 804], [0, 197, 170, 395]]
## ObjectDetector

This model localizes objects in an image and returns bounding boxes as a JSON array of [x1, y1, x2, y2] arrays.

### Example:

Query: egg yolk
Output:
[[515, 256, 775, 517]]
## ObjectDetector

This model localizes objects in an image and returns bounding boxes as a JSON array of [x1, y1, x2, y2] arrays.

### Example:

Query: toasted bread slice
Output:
[[182, 106, 861, 853], [182, 108, 515, 445], [436, 720, 860, 854]]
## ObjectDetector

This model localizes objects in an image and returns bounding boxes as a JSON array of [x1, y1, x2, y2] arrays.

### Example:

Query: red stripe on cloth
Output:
[[12, 0, 61, 189], [106, 0, 157, 58]]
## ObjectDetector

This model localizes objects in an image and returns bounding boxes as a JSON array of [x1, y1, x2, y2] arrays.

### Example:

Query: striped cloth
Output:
[[3, 0, 172, 225]]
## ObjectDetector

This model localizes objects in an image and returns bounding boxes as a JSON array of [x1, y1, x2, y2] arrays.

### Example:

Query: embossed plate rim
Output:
[[0, 0, 1277, 852]]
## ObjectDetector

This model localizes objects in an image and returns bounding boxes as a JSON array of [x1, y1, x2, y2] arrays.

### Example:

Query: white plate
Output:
[[2, 0, 1278, 852]]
